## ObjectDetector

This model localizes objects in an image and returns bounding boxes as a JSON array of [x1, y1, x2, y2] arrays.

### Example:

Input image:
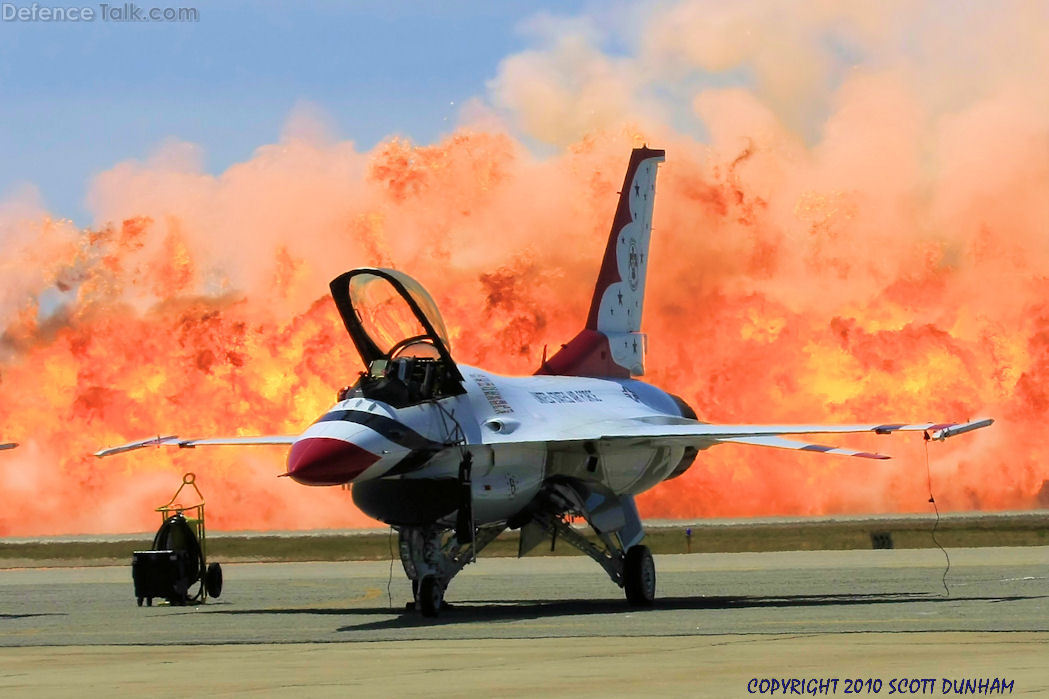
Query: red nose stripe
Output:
[[286, 437, 380, 486]]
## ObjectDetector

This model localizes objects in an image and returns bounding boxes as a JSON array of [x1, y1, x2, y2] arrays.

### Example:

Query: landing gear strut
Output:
[[398, 524, 503, 617], [520, 484, 656, 607]]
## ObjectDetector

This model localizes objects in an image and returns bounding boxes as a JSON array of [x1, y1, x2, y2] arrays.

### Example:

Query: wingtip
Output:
[[93, 434, 179, 458], [930, 418, 995, 441]]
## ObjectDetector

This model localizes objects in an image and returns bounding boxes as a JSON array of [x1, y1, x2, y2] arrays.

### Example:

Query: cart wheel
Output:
[[137, 597, 143, 607], [205, 562, 223, 599]]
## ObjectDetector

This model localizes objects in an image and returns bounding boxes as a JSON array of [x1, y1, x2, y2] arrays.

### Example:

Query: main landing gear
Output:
[[518, 479, 656, 607], [624, 544, 656, 605], [524, 511, 656, 607]]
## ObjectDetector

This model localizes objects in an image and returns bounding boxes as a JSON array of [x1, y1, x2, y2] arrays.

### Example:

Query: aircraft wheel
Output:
[[136, 597, 143, 607], [418, 575, 443, 617], [205, 562, 223, 599], [624, 544, 656, 607]]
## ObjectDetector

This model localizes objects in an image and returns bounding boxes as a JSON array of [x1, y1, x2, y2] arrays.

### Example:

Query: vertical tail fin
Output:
[[538, 147, 665, 377]]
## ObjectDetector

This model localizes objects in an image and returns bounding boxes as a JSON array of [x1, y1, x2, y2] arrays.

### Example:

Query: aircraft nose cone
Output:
[[286, 437, 380, 486]]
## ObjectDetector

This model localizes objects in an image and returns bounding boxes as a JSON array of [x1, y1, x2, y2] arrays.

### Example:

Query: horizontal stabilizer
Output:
[[717, 435, 890, 459]]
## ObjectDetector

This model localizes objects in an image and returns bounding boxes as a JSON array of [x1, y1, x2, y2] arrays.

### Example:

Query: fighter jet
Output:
[[96, 147, 992, 616], [0, 443, 16, 451]]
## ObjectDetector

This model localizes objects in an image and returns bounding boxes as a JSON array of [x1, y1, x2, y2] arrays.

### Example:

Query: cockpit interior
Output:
[[330, 268, 466, 408]]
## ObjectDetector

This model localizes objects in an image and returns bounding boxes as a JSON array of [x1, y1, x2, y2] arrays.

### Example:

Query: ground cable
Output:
[[924, 431, 951, 597]]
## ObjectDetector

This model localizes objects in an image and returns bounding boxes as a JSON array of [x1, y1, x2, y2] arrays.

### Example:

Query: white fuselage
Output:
[[287, 365, 689, 524]]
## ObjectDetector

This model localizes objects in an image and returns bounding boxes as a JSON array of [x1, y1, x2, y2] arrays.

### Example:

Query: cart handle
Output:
[[156, 472, 205, 512]]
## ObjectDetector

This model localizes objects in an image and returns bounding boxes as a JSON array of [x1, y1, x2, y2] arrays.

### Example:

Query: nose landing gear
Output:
[[417, 575, 444, 617], [398, 524, 504, 617]]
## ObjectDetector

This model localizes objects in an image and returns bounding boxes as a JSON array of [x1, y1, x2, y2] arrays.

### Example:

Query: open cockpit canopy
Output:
[[330, 268, 464, 405]]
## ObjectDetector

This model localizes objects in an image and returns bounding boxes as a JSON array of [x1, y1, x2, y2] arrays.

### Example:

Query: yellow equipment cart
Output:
[[131, 473, 223, 606]]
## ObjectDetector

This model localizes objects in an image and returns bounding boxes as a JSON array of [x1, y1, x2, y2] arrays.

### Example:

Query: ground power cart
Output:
[[132, 473, 223, 606]]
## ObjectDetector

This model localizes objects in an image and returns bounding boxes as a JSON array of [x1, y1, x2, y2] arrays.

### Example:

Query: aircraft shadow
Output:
[[197, 592, 1043, 631], [1, 613, 64, 620], [332, 592, 1043, 632]]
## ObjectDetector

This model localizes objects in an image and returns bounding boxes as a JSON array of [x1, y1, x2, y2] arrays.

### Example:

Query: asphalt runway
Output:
[[1, 547, 1046, 696]]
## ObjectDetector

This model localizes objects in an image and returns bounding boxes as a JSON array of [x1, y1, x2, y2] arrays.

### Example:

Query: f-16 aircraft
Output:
[[97, 147, 992, 616]]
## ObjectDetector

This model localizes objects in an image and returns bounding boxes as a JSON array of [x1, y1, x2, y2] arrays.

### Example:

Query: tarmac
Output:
[[1, 547, 1046, 696]]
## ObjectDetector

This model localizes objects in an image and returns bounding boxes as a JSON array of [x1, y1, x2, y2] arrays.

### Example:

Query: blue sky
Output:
[[0, 0, 592, 224]]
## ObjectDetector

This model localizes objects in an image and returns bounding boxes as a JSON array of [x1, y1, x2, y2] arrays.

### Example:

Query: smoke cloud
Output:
[[1, 0, 1047, 535]]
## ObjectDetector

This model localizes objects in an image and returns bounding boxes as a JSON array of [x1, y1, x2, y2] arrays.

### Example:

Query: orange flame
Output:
[[2, 93, 1047, 535]]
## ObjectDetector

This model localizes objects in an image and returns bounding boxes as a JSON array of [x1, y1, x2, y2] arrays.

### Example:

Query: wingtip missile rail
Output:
[[929, 418, 995, 441], [94, 435, 179, 458]]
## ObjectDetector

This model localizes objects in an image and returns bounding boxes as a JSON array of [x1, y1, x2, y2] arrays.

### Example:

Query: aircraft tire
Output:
[[418, 575, 443, 617], [624, 544, 656, 606]]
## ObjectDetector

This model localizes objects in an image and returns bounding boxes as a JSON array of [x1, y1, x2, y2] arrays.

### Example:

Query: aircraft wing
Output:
[[94, 435, 296, 458], [546, 418, 994, 460]]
